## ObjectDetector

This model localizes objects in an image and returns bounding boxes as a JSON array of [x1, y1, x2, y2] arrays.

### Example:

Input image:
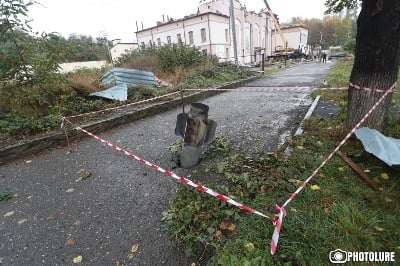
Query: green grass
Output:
[[165, 60, 400, 265]]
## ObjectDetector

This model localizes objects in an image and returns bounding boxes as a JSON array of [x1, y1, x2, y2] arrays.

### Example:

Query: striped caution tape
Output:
[[64, 91, 181, 119], [184, 86, 348, 92], [348, 82, 394, 93], [62, 83, 391, 120], [63, 119, 272, 220], [61, 80, 396, 256], [270, 82, 396, 255]]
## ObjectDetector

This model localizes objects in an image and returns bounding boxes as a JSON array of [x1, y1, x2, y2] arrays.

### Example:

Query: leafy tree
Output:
[[326, 0, 400, 131]]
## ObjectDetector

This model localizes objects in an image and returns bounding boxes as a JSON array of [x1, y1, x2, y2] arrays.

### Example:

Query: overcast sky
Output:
[[28, 0, 328, 42]]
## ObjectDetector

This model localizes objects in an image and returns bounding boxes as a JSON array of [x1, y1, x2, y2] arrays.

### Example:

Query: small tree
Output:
[[0, 0, 71, 110]]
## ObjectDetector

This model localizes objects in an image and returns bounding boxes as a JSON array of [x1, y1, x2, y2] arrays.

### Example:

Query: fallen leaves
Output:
[[127, 244, 139, 260], [380, 173, 389, 180], [311, 185, 321, 190], [72, 255, 83, 264], [375, 226, 385, 232], [4, 211, 14, 217], [76, 169, 92, 182], [66, 188, 75, 193], [17, 219, 28, 225], [130, 244, 139, 253], [66, 238, 75, 247], [73, 219, 81, 226], [219, 221, 236, 231], [244, 242, 255, 252]]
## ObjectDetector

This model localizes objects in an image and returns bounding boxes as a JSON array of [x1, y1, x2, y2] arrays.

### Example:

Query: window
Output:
[[201, 28, 207, 43], [140, 42, 145, 49], [225, 29, 229, 42], [157, 38, 161, 47], [148, 40, 153, 48], [167, 36, 171, 44], [177, 33, 182, 45], [188, 31, 194, 45], [202, 49, 207, 55]]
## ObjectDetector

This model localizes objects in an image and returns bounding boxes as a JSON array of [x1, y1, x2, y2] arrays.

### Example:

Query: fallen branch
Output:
[[337, 151, 379, 190]]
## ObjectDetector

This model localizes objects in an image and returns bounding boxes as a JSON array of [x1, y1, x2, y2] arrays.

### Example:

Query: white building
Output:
[[110, 42, 138, 63], [272, 25, 309, 53], [136, 0, 308, 64]]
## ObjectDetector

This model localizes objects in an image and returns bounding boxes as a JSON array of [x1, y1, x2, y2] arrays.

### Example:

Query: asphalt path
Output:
[[0, 61, 333, 265]]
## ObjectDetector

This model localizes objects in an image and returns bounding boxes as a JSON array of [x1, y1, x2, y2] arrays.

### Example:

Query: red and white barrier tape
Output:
[[270, 82, 396, 255], [63, 119, 272, 220], [61, 80, 396, 256], [184, 86, 348, 92], [64, 91, 180, 119], [62, 83, 390, 120], [348, 82, 393, 93]]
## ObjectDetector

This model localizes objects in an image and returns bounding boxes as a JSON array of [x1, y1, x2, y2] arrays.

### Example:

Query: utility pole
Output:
[[229, 0, 238, 65]]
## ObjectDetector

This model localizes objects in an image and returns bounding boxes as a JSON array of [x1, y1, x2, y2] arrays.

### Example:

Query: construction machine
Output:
[[262, 0, 294, 58]]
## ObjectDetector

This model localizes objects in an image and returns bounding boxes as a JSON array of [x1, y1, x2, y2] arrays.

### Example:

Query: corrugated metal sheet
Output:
[[90, 68, 158, 101], [355, 127, 400, 170], [90, 83, 128, 101], [100, 67, 158, 87]]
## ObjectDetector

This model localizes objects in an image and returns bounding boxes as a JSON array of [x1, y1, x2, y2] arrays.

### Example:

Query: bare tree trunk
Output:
[[346, 0, 400, 131]]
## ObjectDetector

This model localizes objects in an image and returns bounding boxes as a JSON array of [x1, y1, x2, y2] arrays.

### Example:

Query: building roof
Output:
[[281, 24, 308, 30], [136, 11, 229, 33]]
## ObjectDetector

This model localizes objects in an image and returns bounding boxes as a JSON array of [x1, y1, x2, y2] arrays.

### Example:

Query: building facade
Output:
[[136, 0, 308, 64], [110, 42, 138, 63]]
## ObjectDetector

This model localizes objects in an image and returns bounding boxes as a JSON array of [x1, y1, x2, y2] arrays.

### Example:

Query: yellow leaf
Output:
[[26, 160, 32, 164], [296, 146, 304, 150], [130, 244, 139, 253], [379, 187, 384, 191], [127, 254, 134, 260], [385, 198, 393, 203], [227, 223, 236, 231], [244, 242, 255, 252], [364, 169, 371, 173], [311, 185, 321, 190], [73, 255, 82, 264], [66, 188, 75, 193], [316, 141, 323, 146], [375, 226, 384, 232], [290, 208, 297, 213], [4, 211, 14, 217], [380, 173, 389, 180], [338, 167, 345, 172], [215, 230, 222, 237], [73, 220, 81, 226], [323, 208, 329, 214]]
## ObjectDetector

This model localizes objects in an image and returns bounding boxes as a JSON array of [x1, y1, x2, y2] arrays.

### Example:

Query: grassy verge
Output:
[[164, 61, 400, 265], [0, 46, 256, 144]]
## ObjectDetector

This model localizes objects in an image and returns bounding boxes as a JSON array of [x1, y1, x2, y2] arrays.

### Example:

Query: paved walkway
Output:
[[0, 61, 333, 265]]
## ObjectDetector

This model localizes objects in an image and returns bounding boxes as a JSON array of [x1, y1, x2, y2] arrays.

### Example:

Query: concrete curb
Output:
[[0, 76, 259, 165]]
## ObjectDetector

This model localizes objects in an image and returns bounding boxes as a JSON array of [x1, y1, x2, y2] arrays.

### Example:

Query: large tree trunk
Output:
[[346, 0, 400, 131]]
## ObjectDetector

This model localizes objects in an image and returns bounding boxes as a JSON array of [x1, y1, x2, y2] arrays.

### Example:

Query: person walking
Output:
[[322, 52, 327, 63]]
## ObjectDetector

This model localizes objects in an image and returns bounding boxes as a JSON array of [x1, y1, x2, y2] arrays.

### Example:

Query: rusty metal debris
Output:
[[175, 103, 217, 168]]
